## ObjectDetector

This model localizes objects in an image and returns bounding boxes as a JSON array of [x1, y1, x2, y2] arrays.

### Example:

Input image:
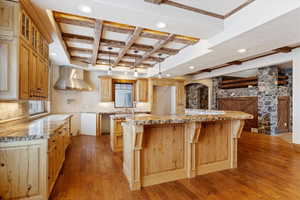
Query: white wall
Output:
[[293, 49, 300, 144], [51, 64, 151, 135]]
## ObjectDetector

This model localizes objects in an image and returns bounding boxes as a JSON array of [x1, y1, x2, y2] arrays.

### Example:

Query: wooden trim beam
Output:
[[91, 19, 103, 65], [54, 12, 198, 45], [227, 60, 242, 65], [97, 59, 153, 68], [63, 33, 179, 55], [134, 34, 175, 67], [113, 27, 143, 66], [275, 47, 293, 53], [68, 47, 163, 62], [71, 56, 153, 68], [145, 0, 255, 20]]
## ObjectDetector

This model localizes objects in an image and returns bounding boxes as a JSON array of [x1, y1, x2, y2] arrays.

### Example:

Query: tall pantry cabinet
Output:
[[0, 1, 50, 100]]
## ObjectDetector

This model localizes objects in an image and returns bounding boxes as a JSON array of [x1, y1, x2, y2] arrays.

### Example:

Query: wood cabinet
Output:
[[48, 125, 67, 195], [110, 117, 126, 152], [136, 79, 148, 102], [0, 1, 49, 100], [0, 139, 48, 200], [19, 39, 30, 100], [0, 119, 71, 200], [99, 76, 112, 102]]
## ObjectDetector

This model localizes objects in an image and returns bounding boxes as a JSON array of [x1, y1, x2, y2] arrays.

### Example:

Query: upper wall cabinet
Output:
[[136, 79, 148, 102], [0, 1, 17, 40], [0, 1, 49, 100], [99, 77, 113, 102]]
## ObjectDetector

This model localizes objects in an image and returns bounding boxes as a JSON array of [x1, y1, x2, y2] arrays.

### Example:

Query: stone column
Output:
[[211, 78, 219, 110], [257, 66, 278, 135]]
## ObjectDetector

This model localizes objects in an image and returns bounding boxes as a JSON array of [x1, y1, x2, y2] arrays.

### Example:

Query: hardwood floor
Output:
[[50, 132, 300, 200]]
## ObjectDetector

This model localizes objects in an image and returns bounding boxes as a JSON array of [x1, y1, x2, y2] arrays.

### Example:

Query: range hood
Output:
[[54, 66, 92, 91]]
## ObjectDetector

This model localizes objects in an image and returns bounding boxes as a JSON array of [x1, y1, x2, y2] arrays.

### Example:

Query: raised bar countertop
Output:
[[0, 114, 72, 142], [125, 111, 253, 125]]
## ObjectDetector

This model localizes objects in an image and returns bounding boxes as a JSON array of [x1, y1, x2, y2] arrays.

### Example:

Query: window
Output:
[[29, 100, 47, 116], [114, 83, 133, 108]]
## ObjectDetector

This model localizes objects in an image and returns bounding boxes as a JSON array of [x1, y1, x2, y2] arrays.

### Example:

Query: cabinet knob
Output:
[[27, 184, 32, 191], [0, 163, 4, 167]]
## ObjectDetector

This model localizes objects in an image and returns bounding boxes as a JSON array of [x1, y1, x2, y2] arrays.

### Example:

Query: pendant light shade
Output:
[[107, 47, 113, 75], [133, 50, 139, 77]]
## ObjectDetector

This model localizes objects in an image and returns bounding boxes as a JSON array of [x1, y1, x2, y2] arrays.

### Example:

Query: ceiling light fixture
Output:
[[158, 53, 163, 79], [107, 47, 113, 75], [50, 52, 57, 56], [78, 5, 92, 13], [166, 74, 171, 77], [238, 48, 247, 53], [156, 22, 166, 29], [133, 50, 139, 78], [189, 66, 195, 70], [124, 71, 128, 75]]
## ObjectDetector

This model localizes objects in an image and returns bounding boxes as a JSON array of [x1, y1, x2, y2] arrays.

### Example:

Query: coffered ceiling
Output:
[[52, 11, 199, 69]]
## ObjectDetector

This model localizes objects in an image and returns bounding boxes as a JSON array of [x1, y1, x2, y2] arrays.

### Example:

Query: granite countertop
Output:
[[0, 114, 72, 142], [110, 113, 151, 120], [125, 111, 253, 125]]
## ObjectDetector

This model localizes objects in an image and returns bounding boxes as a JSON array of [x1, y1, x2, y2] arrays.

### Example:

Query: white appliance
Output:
[[80, 113, 97, 136]]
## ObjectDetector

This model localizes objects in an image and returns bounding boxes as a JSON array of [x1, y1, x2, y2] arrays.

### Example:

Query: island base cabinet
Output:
[[0, 140, 47, 200], [122, 120, 245, 191]]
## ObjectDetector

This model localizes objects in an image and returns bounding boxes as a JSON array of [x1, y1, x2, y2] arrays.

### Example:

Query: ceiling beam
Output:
[[68, 47, 163, 62], [145, 0, 255, 20], [91, 19, 103, 65], [227, 60, 242, 65], [113, 27, 143, 67], [145, 0, 224, 19], [96, 59, 153, 68], [134, 34, 175, 67], [54, 12, 198, 45], [62, 33, 179, 55], [275, 46, 293, 53]]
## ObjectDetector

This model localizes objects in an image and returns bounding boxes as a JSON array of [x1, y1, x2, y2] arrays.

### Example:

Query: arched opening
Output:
[[185, 83, 209, 109]]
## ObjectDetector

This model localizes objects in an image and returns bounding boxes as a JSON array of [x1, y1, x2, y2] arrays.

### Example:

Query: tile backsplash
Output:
[[0, 101, 29, 122]]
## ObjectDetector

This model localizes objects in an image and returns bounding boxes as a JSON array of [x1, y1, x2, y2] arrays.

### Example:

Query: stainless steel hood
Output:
[[54, 66, 92, 91]]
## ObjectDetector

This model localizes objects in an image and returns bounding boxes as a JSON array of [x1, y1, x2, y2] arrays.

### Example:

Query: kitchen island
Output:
[[122, 111, 253, 190]]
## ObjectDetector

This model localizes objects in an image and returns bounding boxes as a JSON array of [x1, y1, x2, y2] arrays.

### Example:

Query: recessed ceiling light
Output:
[[124, 71, 128, 75], [78, 5, 92, 13], [238, 48, 247, 53], [156, 22, 167, 29], [166, 74, 171, 77], [189, 66, 195, 70], [50, 52, 57, 56]]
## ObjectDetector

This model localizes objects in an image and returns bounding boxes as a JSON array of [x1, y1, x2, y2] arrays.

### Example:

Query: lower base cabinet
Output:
[[0, 121, 71, 200]]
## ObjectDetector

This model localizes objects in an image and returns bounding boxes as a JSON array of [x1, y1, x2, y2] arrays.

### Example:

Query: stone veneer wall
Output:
[[257, 66, 278, 134], [0, 101, 29, 122], [185, 83, 209, 109], [211, 78, 219, 109], [214, 66, 292, 135]]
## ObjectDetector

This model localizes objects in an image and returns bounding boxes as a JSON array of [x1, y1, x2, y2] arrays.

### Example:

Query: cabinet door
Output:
[[176, 82, 185, 114], [35, 57, 44, 98], [29, 50, 38, 98], [30, 23, 38, 51], [19, 39, 30, 100], [0, 144, 44, 199], [42, 60, 49, 99], [99, 77, 112, 102], [0, 2, 14, 31], [136, 79, 148, 102], [20, 10, 30, 42]]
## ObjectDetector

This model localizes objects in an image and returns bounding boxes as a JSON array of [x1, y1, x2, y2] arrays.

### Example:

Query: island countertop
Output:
[[125, 111, 253, 125], [0, 114, 72, 142]]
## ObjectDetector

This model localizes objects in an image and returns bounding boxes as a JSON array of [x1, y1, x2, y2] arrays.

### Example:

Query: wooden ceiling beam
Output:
[[275, 47, 293, 53], [113, 27, 143, 66], [97, 59, 153, 68], [62, 33, 179, 55], [54, 13, 198, 44], [145, 0, 224, 19], [134, 34, 175, 67], [227, 60, 242, 65], [69, 47, 163, 62], [91, 19, 103, 65]]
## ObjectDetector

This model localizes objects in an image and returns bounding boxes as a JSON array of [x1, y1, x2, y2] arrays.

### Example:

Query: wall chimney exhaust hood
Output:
[[54, 66, 92, 91]]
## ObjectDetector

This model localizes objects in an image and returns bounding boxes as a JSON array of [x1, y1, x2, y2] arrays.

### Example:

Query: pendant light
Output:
[[107, 47, 112, 75], [134, 50, 139, 77], [158, 53, 162, 79]]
